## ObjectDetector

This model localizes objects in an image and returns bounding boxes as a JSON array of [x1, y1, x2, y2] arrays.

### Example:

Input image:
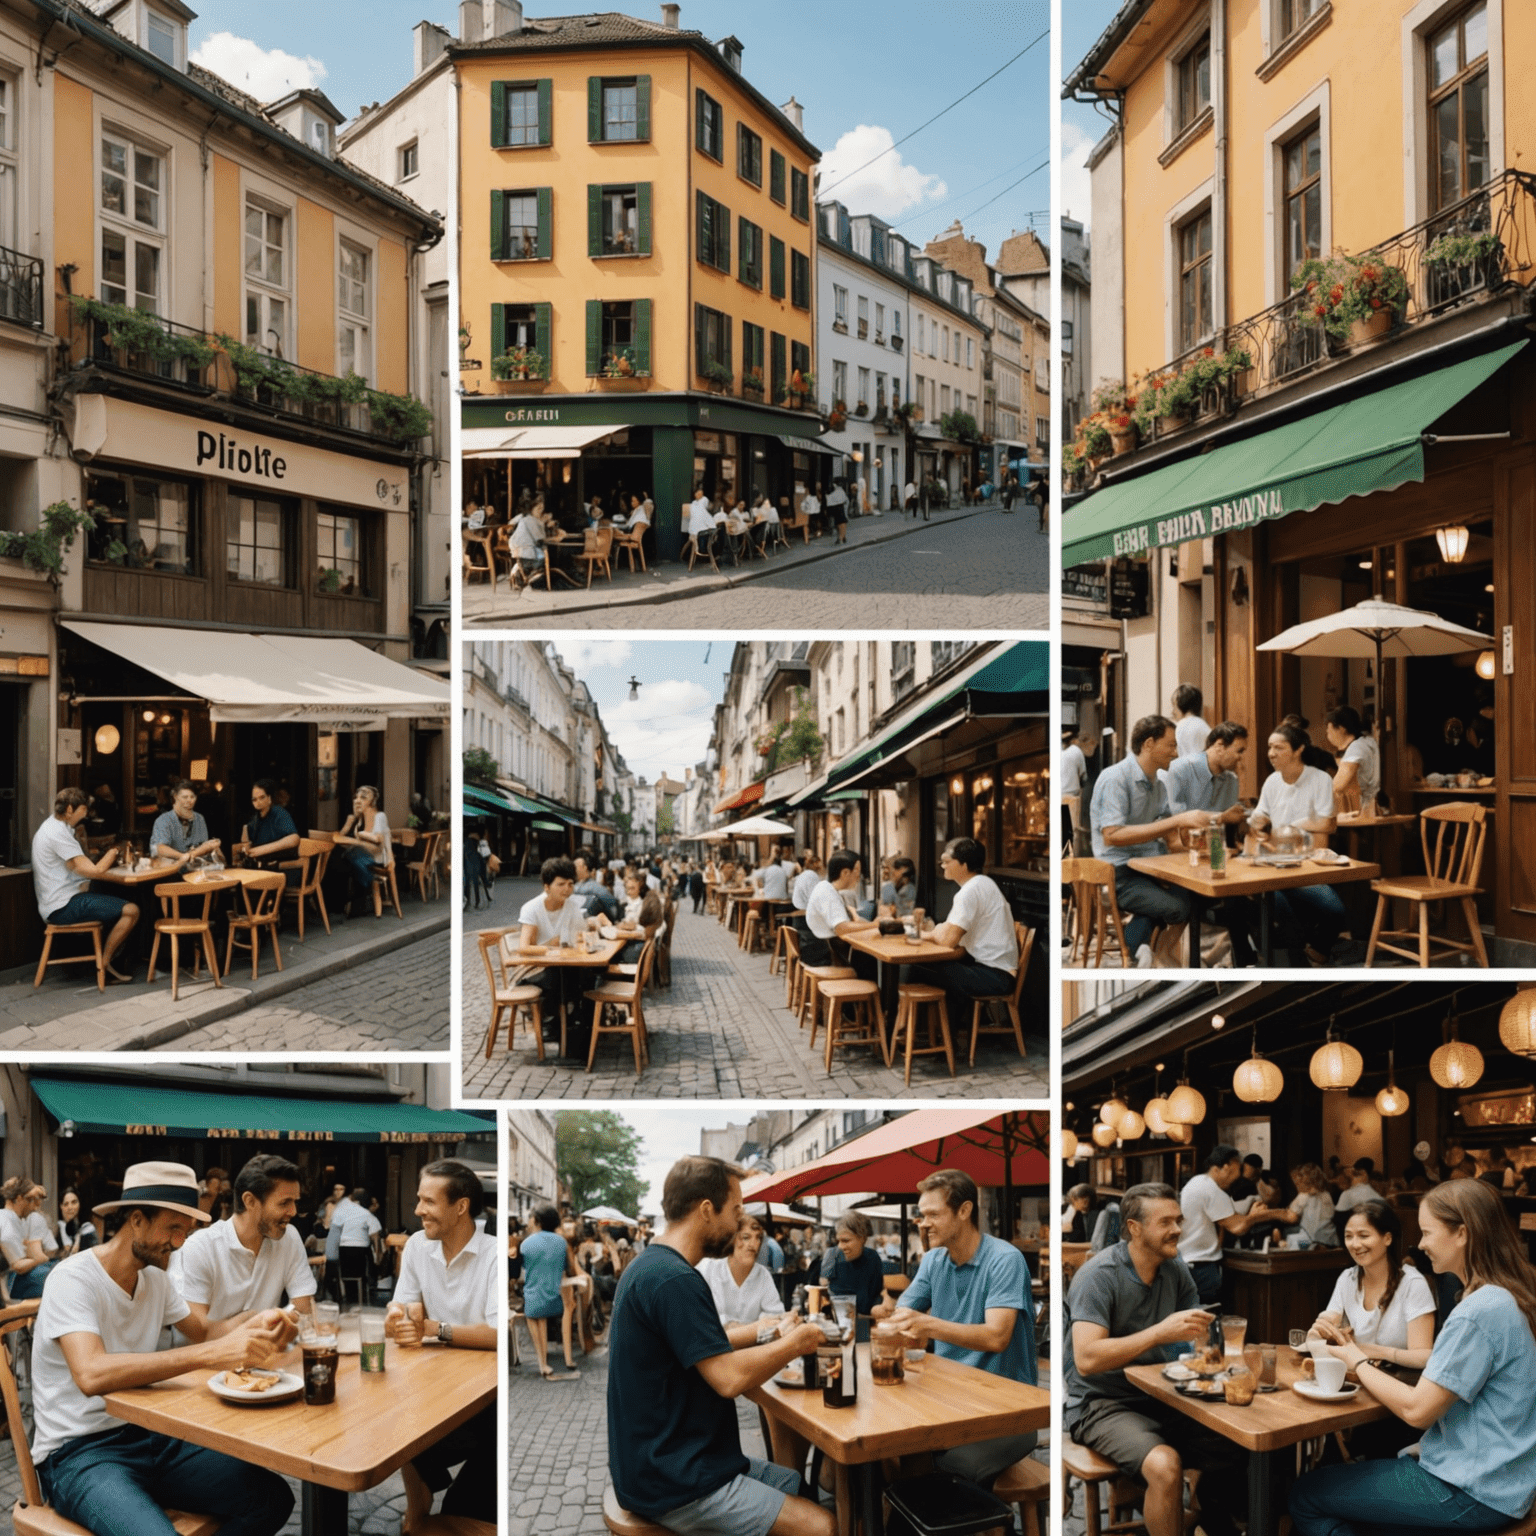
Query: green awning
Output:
[[1061, 341, 1526, 568], [779, 434, 830, 453], [30, 1078, 493, 1143], [463, 785, 515, 817], [531, 818, 565, 832]]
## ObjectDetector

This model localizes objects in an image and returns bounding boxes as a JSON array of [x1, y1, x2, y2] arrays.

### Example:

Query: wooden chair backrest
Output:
[[1060, 857, 1116, 887], [292, 837, 329, 889], [1008, 923, 1035, 1005], [307, 829, 337, 844], [662, 901, 678, 948], [152, 881, 215, 921], [240, 871, 286, 918], [1420, 801, 1488, 887], [783, 924, 802, 961], [395, 827, 418, 847], [478, 927, 516, 996], [0, 1300, 43, 1506], [583, 526, 614, 557], [629, 938, 657, 999]]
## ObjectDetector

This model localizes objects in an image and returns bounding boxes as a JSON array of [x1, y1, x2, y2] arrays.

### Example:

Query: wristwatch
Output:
[[438, 1321, 453, 1346]]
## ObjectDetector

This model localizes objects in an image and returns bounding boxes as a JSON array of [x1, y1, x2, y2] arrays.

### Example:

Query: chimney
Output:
[[458, 0, 482, 42], [487, 0, 524, 35], [413, 19, 451, 75], [660, 3, 680, 28], [780, 95, 803, 131]]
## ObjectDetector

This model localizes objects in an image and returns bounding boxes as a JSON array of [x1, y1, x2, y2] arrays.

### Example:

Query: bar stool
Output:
[[993, 1456, 1051, 1536], [33, 921, 105, 991], [602, 1487, 669, 1535], [769, 913, 794, 975], [797, 962, 854, 1035], [890, 982, 955, 1085], [816, 978, 887, 1073], [1061, 1440, 1201, 1536]]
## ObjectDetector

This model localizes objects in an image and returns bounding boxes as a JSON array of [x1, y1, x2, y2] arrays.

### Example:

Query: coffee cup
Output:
[[1314, 1357, 1347, 1394]]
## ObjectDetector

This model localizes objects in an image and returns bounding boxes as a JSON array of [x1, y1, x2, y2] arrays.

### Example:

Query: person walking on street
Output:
[[904, 478, 917, 518]]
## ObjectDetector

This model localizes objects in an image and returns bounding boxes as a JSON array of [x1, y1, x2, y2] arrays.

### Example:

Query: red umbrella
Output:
[[741, 1108, 1049, 1204]]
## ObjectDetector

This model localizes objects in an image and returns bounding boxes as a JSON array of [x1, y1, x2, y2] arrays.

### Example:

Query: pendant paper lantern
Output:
[[1099, 1097, 1128, 1128], [1430, 1035, 1484, 1090], [1233, 1048, 1284, 1104], [1117, 1109, 1146, 1140], [1499, 992, 1536, 1058], [1435, 524, 1470, 563], [1375, 1048, 1409, 1117], [1309, 1036, 1363, 1091], [1091, 1122, 1118, 1148], [1165, 1121, 1193, 1144], [1144, 1097, 1172, 1136], [1061, 1129, 1079, 1162], [1165, 1079, 1206, 1126]]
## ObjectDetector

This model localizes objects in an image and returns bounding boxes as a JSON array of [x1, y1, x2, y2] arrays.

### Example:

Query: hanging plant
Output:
[[72, 296, 217, 369], [0, 500, 105, 585]]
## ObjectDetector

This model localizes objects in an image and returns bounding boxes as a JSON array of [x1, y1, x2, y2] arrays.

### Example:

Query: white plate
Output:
[[599, 925, 622, 941], [1162, 1362, 1196, 1381], [1292, 1379, 1358, 1403], [208, 1369, 303, 1404]]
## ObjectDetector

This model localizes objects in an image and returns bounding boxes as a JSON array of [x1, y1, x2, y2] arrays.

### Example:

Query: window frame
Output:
[[492, 79, 552, 149], [769, 235, 786, 300], [790, 248, 810, 310], [694, 302, 732, 378], [737, 216, 763, 289], [1176, 204, 1215, 354], [1175, 31, 1212, 136], [769, 149, 786, 205], [696, 189, 731, 274], [336, 235, 372, 382], [736, 123, 763, 186], [315, 507, 371, 598], [790, 166, 809, 222], [100, 125, 167, 315], [1280, 119, 1322, 281], [85, 468, 200, 576], [225, 490, 298, 590], [397, 139, 419, 182], [588, 75, 651, 144], [590, 182, 651, 258], [242, 190, 291, 357], [491, 187, 552, 262], [695, 88, 724, 162], [1426, 1, 1490, 214]]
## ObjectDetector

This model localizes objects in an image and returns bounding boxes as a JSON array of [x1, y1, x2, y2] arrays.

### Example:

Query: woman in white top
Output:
[[1325, 705, 1381, 813], [1271, 1162, 1339, 1247], [338, 786, 392, 912], [507, 503, 546, 577], [696, 1216, 785, 1347], [686, 492, 716, 555]]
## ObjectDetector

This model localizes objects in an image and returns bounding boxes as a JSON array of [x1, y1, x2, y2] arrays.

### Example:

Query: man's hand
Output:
[[394, 1301, 427, 1347], [256, 1307, 300, 1347], [1154, 1308, 1215, 1347], [785, 1322, 825, 1356], [888, 1307, 934, 1342], [384, 1301, 405, 1337], [1174, 810, 1212, 832], [869, 1296, 896, 1321], [211, 1318, 282, 1371]]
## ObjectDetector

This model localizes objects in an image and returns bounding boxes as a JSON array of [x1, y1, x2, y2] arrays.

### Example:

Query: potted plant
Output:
[[1292, 251, 1409, 347], [701, 359, 735, 394], [1425, 227, 1504, 306], [853, 400, 868, 416], [827, 398, 847, 431], [1093, 380, 1140, 454], [602, 348, 641, 379], [743, 366, 765, 397], [492, 345, 548, 382], [318, 567, 343, 594], [1081, 415, 1113, 468]]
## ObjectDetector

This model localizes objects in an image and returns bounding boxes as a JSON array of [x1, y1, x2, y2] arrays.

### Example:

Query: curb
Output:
[[465, 504, 1038, 625]]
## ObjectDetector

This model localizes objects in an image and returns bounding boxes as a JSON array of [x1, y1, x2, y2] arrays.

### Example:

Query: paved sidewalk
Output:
[[461, 880, 1047, 1100], [464, 501, 1047, 627], [0, 898, 450, 1052]]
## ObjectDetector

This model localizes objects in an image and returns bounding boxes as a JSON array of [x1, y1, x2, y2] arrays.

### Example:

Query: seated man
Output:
[[606, 1155, 834, 1536], [2, 1176, 57, 1298], [800, 849, 878, 981], [574, 849, 621, 922], [517, 856, 589, 1054], [1065, 1182, 1245, 1536], [902, 838, 1020, 1031], [150, 779, 222, 867], [238, 780, 301, 884], [31, 1161, 295, 1536], [879, 857, 918, 918], [1089, 716, 1210, 966], [31, 787, 139, 983], [879, 1169, 1038, 1488], [386, 1160, 497, 1521]]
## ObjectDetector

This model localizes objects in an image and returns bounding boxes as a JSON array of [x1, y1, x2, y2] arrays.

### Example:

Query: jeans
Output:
[[1113, 865, 1196, 953], [8, 1262, 54, 1299], [903, 957, 1016, 1032], [1272, 883, 1347, 958], [413, 1405, 495, 1521], [41, 1423, 293, 1536], [341, 844, 378, 900], [1289, 1455, 1514, 1535], [1187, 1260, 1223, 1307]]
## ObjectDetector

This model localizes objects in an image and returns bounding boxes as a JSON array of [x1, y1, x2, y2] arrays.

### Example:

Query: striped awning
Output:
[[712, 780, 766, 815]]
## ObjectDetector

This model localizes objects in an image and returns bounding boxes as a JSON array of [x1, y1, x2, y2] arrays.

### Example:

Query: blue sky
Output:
[[190, 0, 1049, 262], [1060, 0, 1125, 231]]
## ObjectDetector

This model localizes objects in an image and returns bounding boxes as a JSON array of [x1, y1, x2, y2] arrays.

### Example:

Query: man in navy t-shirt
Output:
[[606, 1157, 833, 1536]]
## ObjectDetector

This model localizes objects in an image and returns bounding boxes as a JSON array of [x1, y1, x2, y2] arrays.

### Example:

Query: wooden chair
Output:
[[223, 871, 285, 981], [147, 881, 223, 1002], [891, 983, 955, 1085], [780, 923, 804, 1009], [400, 1460, 495, 1536], [280, 837, 332, 941], [815, 977, 887, 1073], [409, 830, 443, 901], [33, 921, 105, 991], [611, 521, 648, 572], [1062, 1440, 1201, 1536], [968, 923, 1036, 1065], [601, 1486, 669, 1535], [1365, 801, 1490, 968], [477, 928, 543, 1061], [769, 912, 794, 975], [371, 855, 404, 920], [685, 531, 720, 573], [1061, 857, 1134, 968], [993, 1456, 1051, 1536], [577, 525, 615, 587], [461, 525, 496, 592], [584, 939, 655, 1075]]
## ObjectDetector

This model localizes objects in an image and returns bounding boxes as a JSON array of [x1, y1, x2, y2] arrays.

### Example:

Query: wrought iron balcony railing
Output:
[[0, 244, 43, 328]]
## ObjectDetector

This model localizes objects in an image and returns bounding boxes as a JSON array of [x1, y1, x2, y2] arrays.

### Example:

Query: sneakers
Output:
[[1135, 944, 1155, 969]]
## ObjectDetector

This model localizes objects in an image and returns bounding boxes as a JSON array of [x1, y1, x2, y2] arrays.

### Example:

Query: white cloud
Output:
[[556, 638, 633, 674], [608, 681, 716, 778], [1060, 117, 1096, 230], [189, 32, 327, 101], [818, 125, 947, 220], [610, 679, 713, 717]]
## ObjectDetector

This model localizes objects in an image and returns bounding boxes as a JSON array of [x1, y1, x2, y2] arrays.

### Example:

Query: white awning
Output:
[[61, 622, 451, 730], [461, 424, 618, 460]]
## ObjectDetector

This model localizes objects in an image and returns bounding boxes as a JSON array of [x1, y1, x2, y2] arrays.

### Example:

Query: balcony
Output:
[[890, 334, 904, 353], [0, 244, 43, 329], [68, 300, 434, 448]]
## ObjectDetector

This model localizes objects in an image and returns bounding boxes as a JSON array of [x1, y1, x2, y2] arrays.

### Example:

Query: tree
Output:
[[463, 747, 499, 786], [556, 1110, 647, 1215], [657, 799, 675, 838]]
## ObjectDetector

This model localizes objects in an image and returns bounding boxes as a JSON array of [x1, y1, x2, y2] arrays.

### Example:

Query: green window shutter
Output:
[[635, 75, 651, 141], [723, 314, 732, 372], [695, 89, 705, 154], [696, 190, 708, 266], [536, 187, 552, 260], [771, 330, 786, 396], [537, 79, 552, 145], [770, 237, 785, 299], [586, 300, 602, 375], [694, 303, 705, 375], [771, 150, 785, 203], [717, 200, 730, 275], [534, 303, 551, 366], [490, 190, 506, 260], [738, 217, 747, 281], [490, 302, 505, 355], [637, 183, 652, 256], [588, 77, 602, 142], [491, 82, 507, 148], [588, 184, 603, 257], [634, 299, 652, 374]]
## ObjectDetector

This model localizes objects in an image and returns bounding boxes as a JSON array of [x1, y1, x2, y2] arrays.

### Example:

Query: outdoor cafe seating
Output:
[[146, 880, 225, 1003], [33, 919, 107, 992]]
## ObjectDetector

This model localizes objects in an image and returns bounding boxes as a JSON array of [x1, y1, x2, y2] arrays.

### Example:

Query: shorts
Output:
[[658, 1458, 800, 1536], [1070, 1396, 1244, 1510], [47, 890, 131, 927], [828, 505, 848, 526]]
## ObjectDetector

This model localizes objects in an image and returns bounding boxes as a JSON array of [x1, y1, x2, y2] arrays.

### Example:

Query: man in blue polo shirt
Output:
[[880, 1168, 1038, 1488], [1089, 715, 1210, 966]]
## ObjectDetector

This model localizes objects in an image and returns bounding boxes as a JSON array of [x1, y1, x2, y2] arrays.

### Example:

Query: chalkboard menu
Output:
[[1110, 559, 1150, 619]]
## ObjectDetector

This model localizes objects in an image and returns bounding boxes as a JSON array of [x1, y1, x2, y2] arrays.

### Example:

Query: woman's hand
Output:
[[1311, 1317, 1350, 1347]]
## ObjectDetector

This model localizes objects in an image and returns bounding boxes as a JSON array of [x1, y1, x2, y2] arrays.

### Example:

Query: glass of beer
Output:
[[359, 1308, 387, 1374], [1222, 1363, 1257, 1406], [872, 1324, 905, 1385], [299, 1302, 340, 1405]]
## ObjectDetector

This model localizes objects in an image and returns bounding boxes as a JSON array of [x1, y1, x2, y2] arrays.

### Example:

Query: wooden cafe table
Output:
[[104, 1338, 496, 1536], [501, 933, 626, 1048], [1125, 1354, 1389, 1536], [1125, 852, 1380, 967], [840, 930, 963, 1040], [750, 1347, 1049, 1536]]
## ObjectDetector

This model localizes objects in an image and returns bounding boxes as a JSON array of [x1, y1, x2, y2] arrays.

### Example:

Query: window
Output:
[[915, 314, 924, 354], [585, 298, 652, 375], [243, 198, 288, 354], [914, 370, 924, 407], [316, 510, 366, 596], [85, 471, 197, 574], [737, 123, 762, 185], [146, 10, 178, 66], [0, 75, 15, 248], [892, 641, 916, 699], [966, 336, 974, 368], [791, 340, 811, 386], [857, 366, 870, 408], [491, 188, 550, 261], [591, 183, 650, 256], [696, 191, 731, 272], [226, 494, 293, 587], [1178, 206, 1213, 351], [770, 149, 786, 204], [738, 217, 762, 288], [832, 358, 847, 404], [874, 302, 885, 342], [496, 301, 544, 353], [742, 319, 765, 381], [588, 76, 650, 142], [694, 303, 732, 376], [1177, 33, 1212, 133], [493, 80, 551, 148], [101, 131, 163, 313], [770, 331, 786, 399], [1061, 317, 1073, 355], [1281, 0, 1324, 39], [940, 384, 951, 414], [833, 285, 848, 330], [769, 235, 785, 299], [1037, 415, 1050, 448], [857, 294, 868, 339], [790, 166, 809, 221], [397, 140, 419, 181], [790, 249, 810, 309], [1282, 122, 1321, 278], [1428, 3, 1489, 213], [696, 89, 723, 160], [337, 240, 370, 380], [875, 371, 886, 410], [942, 326, 949, 361]]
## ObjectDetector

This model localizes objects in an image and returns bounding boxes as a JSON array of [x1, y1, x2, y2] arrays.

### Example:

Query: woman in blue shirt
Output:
[[520, 1203, 577, 1381], [1289, 1177, 1536, 1534], [819, 1211, 889, 1341]]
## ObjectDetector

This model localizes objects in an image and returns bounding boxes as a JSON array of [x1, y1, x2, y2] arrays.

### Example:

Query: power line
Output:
[[886, 154, 1041, 229], [817, 27, 1049, 199], [954, 157, 1050, 223]]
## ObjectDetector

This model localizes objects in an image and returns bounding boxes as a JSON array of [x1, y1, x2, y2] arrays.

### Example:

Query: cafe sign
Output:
[[1110, 488, 1286, 558]]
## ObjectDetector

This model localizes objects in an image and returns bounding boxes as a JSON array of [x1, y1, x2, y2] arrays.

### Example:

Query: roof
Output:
[[1062, 0, 1157, 98], [266, 87, 348, 126], [448, 9, 820, 161]]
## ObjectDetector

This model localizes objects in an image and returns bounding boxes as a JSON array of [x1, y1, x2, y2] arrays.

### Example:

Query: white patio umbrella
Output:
[[743, 1201, 820, 1227], [723, 814, 796, 838], [582, 1205, 639, 1226], [1256, 598, 1492, 737]]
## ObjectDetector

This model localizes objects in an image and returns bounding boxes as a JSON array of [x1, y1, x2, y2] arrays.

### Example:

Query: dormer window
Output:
[[140, 3, 187, 71], [308, 116, 332, 157]]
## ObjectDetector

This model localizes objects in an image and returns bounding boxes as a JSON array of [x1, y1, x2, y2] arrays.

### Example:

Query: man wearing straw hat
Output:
[[29, 1160, 297, 1536]]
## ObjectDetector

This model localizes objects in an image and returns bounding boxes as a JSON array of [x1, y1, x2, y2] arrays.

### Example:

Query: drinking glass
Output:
[[1288, 1329, 1308, 1357], [830, 1294, 857, 1341], [1221, 1315, 1248, 1357], [299, 1302, 340, 1405], [871, 1324, 905, 1386], [360, 1308, 387, 1373], [1222, 1364, 1257, 1406], [1259, 1343, 1278, 1390]]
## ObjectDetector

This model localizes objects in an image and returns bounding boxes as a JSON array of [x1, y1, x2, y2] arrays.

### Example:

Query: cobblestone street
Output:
[[461, 879, 1047, 1100]]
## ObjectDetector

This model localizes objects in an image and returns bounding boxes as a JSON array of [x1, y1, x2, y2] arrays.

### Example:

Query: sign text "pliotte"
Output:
[[197, 431, 288, 481]]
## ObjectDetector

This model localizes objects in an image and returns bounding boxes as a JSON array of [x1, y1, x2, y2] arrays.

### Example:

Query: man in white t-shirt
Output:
[[25, 1185, 60, 1257], [902, 838, 1022, 1036], [1172, 684, 1210, 760], [1177, 1145, 1273, 1305], [686, 488, 716, 558], [387, 1160, 497, 1520], [30, 1161, 295, 1536], [751, 857, 789, 902], [30, 786, 140, 982], [1, 1176, 57, 1299], [791, 853, 822, 911], [800, 849, 879, 980], [515, 855, 590, 1055]]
